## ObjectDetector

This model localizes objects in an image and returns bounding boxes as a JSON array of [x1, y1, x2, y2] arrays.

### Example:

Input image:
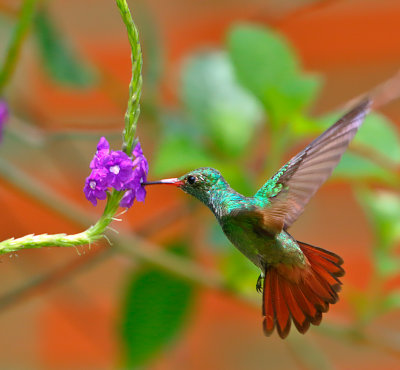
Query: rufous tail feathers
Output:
[[262, 241, 344, 339]]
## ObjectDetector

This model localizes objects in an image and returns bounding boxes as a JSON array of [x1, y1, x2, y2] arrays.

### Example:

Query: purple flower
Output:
[[102, 150, 134, 191], [135, 183, 146, 202], [133, 165, 147, 200], [85, 137, 149, 208], [83, 169, 108, 206], [90, 137, 110, 169], [132, 143, 148, 192], [120, 185, 146, 208], [133, 141, 143, 157], [120, 189, 136, 208], [0, 100, 9, 142], [120, 173, 145, 208], [133, 142, 149, 175], [120, 142, 148, 208], [120, 180, 146, 208], [132, 142, 149, 189]]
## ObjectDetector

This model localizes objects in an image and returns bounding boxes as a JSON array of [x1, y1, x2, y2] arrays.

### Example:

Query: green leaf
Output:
[[215, 162, 256, 195], [228, 24, 298, 93], [356, 113, 400, 163], [380, 291, 400, 314], [374, 251, 400, 278], [228, 24, 320, 126], [289, 114, 322, 137], [153, 134, 213, 175], [153, 113, 215, 175], [120, 248, 194, 368], [334, 152, 397, 182], [358, 189, 400, 252], [261, 75, 320, 125], [152, 113, 256, 194], [181, 51, 263, 156], [34, 8, 96, 87]]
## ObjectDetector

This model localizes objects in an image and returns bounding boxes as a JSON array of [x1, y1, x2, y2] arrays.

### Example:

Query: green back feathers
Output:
[[255, 163, 289, 199]]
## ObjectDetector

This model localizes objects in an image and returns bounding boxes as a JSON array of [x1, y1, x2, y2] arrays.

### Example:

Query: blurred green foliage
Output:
[[181, 52, 263, 156], [34, 8, 96, 87], [345, 190, 400, 326], [154, 51, 264, 193], [360, 189, 400, 277], [228, 25, 320, 127], [120, 245, 194, 368]]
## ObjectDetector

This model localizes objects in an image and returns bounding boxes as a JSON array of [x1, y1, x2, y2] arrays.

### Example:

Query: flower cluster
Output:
[[0, 100, 9, 142], [84, 137, 148, 207]]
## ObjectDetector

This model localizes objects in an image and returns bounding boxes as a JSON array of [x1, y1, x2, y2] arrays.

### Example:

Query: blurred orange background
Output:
[[0, 0, 400, 369]]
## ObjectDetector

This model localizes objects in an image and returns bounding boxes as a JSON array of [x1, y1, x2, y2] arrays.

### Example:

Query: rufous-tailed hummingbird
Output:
[[144, 99, 371, 338]]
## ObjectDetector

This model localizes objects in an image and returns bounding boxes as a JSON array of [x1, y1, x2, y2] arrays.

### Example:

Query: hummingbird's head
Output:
[[144, 167, 227, 205]]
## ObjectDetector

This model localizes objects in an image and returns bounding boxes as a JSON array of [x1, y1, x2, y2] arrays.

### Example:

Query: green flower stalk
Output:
[[0, 0, 143, 254], [116, 0, 143, 156]]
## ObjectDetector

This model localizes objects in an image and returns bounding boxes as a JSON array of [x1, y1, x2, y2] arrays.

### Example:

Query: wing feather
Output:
[[256, 98, 371, 231]]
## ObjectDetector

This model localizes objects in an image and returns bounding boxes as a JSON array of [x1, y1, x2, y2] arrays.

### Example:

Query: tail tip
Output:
[[261, 242, 345, 339]]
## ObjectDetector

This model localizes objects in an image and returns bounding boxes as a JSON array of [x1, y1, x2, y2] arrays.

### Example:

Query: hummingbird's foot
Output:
[[256, 273, 265, 294]]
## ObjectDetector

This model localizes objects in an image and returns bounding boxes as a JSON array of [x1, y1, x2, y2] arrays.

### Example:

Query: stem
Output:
[[0, 0, 39, 94], [0, 205, 189, 312], [0, 0, 142, 252], [0, 176, 123, 253], [116, 0, 143, 155], [0, 147, 220, 292]]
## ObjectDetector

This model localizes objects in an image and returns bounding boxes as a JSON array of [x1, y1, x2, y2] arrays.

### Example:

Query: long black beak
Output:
[[143, 177, 184, 187]]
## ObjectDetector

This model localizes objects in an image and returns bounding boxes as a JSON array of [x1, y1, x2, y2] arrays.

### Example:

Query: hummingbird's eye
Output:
[[187, 175, 196, 185]]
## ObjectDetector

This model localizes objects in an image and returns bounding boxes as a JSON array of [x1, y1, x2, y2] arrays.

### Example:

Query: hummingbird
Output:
[[144, 99, 371, 338]]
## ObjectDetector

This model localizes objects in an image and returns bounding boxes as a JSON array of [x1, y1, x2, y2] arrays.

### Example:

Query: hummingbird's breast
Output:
[[207, 186, 306, 270], [220, 217, 306, 270]]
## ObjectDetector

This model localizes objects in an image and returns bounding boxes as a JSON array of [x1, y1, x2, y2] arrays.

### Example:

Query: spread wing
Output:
[[253, 98, 371, 232]]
